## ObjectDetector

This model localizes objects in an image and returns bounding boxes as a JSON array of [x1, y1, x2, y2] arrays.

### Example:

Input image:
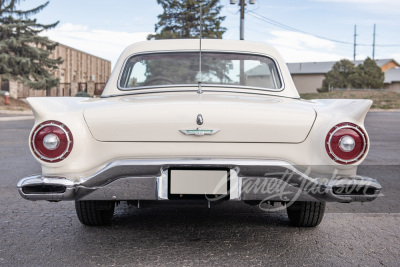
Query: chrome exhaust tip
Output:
[[21, 184, 66, 194], [332, 186, 377, 196]]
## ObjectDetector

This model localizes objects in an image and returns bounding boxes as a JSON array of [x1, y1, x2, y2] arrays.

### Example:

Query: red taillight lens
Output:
[[325, 122, 367, 164], [31, 121, 73, 163]]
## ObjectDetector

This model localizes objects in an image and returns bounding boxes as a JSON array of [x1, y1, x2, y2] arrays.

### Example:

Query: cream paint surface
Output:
[[26, 96, 372, 181], [83, 92, 316, 143]]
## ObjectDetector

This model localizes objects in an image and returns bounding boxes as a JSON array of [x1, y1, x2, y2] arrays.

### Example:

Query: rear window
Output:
[[119, 52, 283, 90]]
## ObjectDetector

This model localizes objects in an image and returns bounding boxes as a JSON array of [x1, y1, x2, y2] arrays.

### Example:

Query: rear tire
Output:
[[286, 201, 325, 227], [75, 200, 115, 226]]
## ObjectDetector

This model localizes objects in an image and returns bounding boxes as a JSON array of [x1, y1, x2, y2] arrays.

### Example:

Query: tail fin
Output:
[[312, 99, 372, 126], [26, 97, 89, 123]]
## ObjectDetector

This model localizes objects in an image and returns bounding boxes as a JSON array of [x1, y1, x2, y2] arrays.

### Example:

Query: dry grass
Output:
[[300, 90, 400, 110], [0, 96, 30, 111]]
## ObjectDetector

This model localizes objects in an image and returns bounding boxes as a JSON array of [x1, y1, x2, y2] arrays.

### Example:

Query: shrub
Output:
[[75, 91, 91, 97]]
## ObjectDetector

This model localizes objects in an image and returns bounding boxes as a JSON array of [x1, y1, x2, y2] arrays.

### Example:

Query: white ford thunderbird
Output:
[[17, 39, 381, 227]]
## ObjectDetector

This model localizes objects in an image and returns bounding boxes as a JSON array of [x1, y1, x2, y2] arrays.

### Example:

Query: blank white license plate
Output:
[[170, 170, 228, 195]]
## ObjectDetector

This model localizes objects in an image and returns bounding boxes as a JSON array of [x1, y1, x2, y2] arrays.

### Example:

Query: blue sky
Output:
[[19, 0, 400, 68]]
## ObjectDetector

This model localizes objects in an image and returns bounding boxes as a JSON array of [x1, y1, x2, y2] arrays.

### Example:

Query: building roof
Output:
[[245, 64, 272, 76], [56, 42, 111, 63], [384, 67, 400, 83], [287, 59, 396, 74]]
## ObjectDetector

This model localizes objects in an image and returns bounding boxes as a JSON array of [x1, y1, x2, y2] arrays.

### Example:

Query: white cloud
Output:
[[267, 30, 336, 50], [264, 30, 346, 62], [273, 46, 346, 63], [40, 23, 152, 68], [57, 23, 89, 32]]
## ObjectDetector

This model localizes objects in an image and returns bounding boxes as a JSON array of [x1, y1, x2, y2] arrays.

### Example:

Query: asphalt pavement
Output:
[[0, 112, 399, 266]]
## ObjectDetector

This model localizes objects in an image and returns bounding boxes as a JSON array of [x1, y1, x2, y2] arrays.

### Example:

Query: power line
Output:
[[248, 11, 353, 45], [375, 44, 400, 47], [248, 11, 400, 47]]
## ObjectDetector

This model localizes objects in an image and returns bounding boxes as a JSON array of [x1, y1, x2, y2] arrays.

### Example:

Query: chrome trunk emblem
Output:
[[197, 114, 203, 125], [180, 114, 218, 136], [180, 128, 219, 136]]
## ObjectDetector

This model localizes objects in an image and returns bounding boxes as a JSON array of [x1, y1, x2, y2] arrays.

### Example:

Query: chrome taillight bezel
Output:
[[31, 120, 73, 163], [325, 122, 368, 164]]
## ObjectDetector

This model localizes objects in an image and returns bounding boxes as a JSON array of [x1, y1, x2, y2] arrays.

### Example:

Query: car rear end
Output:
[[17, 40, 382, 227]]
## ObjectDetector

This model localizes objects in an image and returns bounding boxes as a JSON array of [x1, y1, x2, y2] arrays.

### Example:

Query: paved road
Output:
[[0, 112, 399, 266]]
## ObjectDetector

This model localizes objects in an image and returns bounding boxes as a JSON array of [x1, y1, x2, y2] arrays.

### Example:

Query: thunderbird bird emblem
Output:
[[197, 114, 203, 125], [180, 114, 218, 136], [180, 128, 219, 136]]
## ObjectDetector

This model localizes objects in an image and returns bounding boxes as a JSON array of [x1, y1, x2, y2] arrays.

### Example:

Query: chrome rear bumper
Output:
[[17, 159, 382, 203]]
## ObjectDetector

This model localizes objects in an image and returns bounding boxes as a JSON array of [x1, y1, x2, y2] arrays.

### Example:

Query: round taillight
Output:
[[31, 121, 73, 163], [325, 122, 368, 164]]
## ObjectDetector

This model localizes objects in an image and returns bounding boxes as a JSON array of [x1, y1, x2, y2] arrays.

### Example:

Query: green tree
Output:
[[145, 1, 228, 85], [148, 0, 226, 40], [350, 57, 384, 89], [321, 59, 356, 90], [0, 0, 63, 90], [321, 58, 385, 91], [349, 62, 368, 89]]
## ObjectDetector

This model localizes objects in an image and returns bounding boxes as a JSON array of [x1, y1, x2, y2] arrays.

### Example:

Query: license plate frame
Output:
[[168, 167, 230, 200]]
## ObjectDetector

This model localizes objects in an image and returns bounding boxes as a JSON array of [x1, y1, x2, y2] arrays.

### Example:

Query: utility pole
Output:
[[230, 0, 255, 40], [372, 24, 376, 60], [231, 0, 255, 84], [240, 0, 245, 40], [353, 25, 357, 61], [231, 0, 255, 85]]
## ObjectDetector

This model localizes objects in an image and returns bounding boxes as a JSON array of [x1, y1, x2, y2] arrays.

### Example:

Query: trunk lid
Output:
[[84, 93, 316, 143]]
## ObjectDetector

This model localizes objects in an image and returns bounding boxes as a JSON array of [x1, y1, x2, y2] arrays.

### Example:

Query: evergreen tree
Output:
[[322, 59, 356, 90], [349, 62, 368, 89], [148, 0, 226, 40], [321, 58, 385, 90], [144, 1, 228, 85], [355, 57, 384, 89], [0, 0, 62, 90]]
